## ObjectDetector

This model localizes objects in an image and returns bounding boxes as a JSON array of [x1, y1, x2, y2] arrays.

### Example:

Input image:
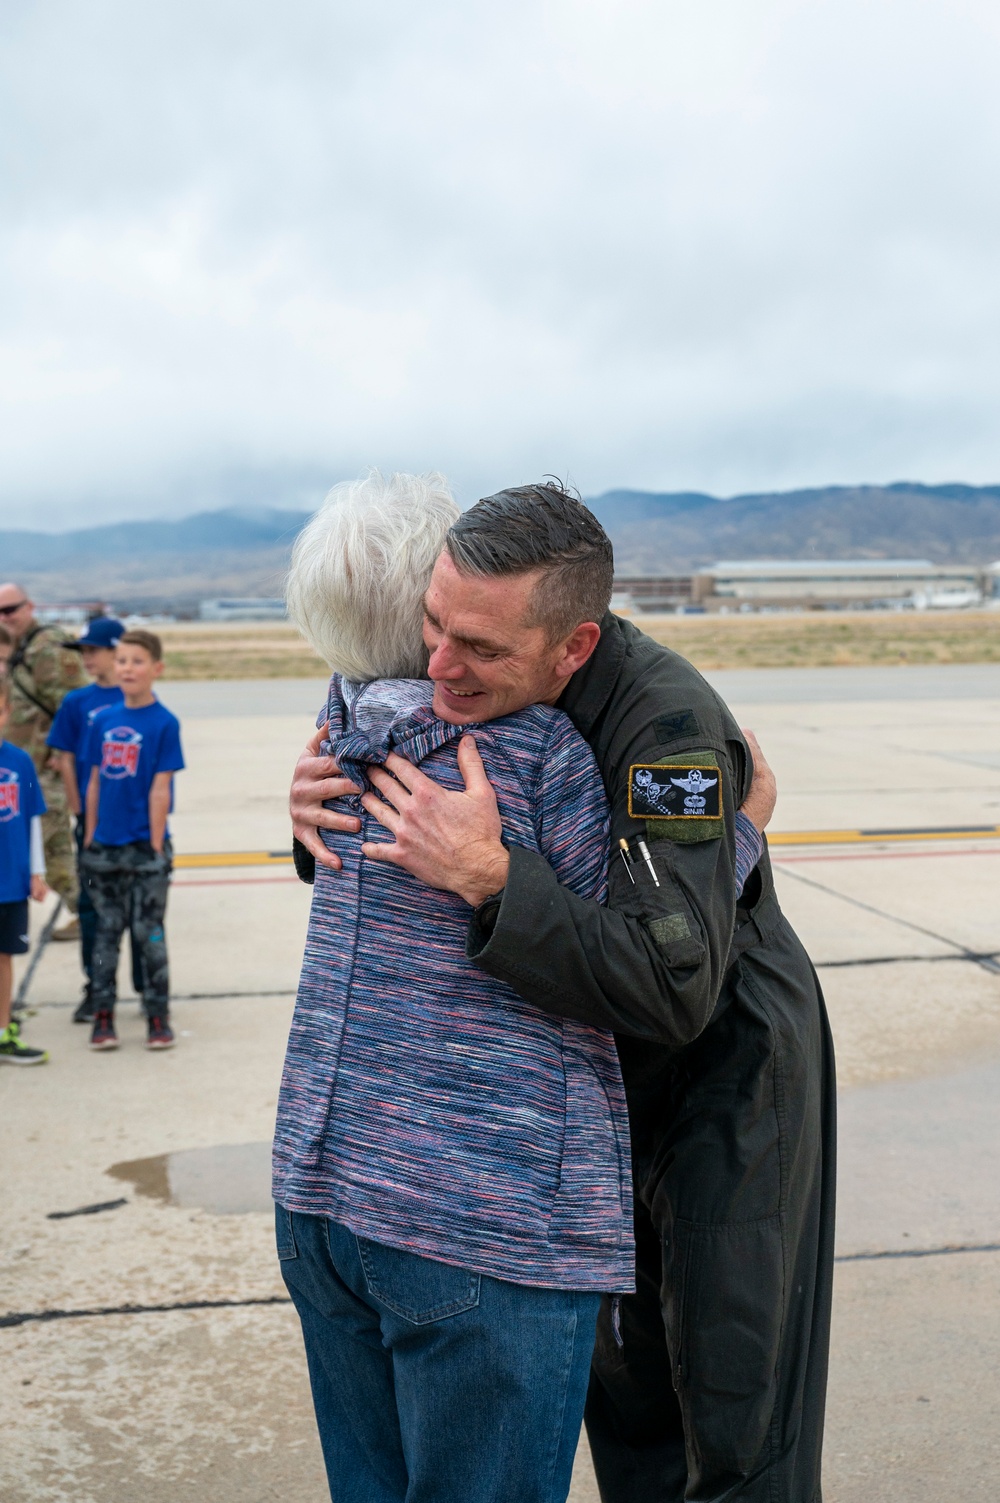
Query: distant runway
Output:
[[162, 662, 1000, 719]]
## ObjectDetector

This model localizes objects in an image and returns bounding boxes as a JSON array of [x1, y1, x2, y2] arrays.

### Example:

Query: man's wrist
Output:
[[459, 846, 510, 909]]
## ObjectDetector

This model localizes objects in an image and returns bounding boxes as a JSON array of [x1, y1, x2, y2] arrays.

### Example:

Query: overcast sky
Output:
[[3, 0, 1000, 529]]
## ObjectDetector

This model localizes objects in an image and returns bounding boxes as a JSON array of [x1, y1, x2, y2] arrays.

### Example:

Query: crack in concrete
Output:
[[0, 1295, 293, 1330], [816, 951, 1000, 969], [836, 1242, 1000, 1263], [776, 866, 1000, 977], [6, 1240, 1000, 1328]]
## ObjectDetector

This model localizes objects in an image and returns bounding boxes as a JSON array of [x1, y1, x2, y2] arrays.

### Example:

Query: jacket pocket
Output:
[[665, 1213, 784, 1473], [548, 1043, 630, 1248]]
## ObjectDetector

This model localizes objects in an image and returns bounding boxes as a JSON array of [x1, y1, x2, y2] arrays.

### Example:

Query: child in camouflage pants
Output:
[[81, 630, 184, 1053]]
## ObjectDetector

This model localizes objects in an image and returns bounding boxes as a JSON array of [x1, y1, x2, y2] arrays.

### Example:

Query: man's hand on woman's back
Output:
[[362, 736, 509, 907]]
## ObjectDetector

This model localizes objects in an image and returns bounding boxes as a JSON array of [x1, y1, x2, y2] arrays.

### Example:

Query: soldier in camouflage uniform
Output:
[[0, 585, 87, 922]]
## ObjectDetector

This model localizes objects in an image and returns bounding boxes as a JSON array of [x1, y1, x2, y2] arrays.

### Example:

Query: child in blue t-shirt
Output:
[[81, 630, 185, 1053], [46, 616, 130, 1024], [0, 679, 50, 1064]]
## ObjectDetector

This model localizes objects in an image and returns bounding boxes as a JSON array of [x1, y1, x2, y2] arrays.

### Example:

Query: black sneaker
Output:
[[89, 1010, 119, 1051], [73, 995, 95, 1024], [0, 1021, 49, 1066], [145, 1016, 175, 1050]]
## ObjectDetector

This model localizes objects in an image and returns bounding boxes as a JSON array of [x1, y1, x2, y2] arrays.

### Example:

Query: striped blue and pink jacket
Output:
[[272, 677, 634, 1292]]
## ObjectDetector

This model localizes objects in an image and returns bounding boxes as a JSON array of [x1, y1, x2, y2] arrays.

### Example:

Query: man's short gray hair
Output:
[[446, 481, 614, 642], [286, 470, 459, 681]]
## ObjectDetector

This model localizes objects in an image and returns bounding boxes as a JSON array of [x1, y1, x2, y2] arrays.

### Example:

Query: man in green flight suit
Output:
[[289, 483, 835, 1502], [0, 584, 87, 933]]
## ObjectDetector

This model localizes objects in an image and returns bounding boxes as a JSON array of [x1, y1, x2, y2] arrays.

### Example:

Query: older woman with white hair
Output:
[[274, 471, 630, 1503]]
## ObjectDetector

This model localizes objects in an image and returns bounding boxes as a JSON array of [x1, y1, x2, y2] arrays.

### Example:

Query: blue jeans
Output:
[[276, 1207, 601, 1503]]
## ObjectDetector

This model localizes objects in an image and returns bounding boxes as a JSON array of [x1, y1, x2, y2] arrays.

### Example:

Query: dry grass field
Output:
[[158, 623, 327, 679], [155, 609, 1000, 680], [641, 607, 1000, 669]]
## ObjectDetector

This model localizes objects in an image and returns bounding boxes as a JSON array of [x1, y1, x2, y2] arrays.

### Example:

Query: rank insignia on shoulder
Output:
[[652, 709, 700, 742], [628, 763, 722, 820]]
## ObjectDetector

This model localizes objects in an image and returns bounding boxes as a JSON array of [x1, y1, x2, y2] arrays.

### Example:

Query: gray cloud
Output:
[[3, 0, 1000, 528]]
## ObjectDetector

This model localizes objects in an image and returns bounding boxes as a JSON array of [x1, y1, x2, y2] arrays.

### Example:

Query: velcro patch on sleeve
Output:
[[626, 751, 726, 844], [643, 910, 704, 966], [628, 763, 722, 820], [648, 913, 691, 946]]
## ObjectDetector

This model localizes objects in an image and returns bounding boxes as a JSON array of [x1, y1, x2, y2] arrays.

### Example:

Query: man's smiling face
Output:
[[423, 551, 586, 726]]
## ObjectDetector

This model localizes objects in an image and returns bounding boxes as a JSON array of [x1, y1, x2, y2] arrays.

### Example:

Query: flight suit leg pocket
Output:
[[666, 1213, 784, 1474]]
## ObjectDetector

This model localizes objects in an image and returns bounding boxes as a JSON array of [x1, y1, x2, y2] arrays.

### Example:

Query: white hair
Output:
[[285, 470, 459, 681]]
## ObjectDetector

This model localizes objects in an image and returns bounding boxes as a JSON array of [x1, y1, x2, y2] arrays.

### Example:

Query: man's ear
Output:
[[555, 622, 602, 679]]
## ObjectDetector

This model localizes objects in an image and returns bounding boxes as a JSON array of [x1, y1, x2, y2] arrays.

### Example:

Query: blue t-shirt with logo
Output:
[[87, 700, 185, 846], [47, 682, 124, 803], [0, 740, 47, 904]]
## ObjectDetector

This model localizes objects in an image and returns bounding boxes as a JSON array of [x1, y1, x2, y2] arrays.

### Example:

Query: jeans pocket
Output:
[[275, 1203, 298, 1261], [356, 1237, 481, 1325]]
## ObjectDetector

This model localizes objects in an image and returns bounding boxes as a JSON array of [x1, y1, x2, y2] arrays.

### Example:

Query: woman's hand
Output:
[[290, 724, 364, 871], [740, 729, 778, 833]]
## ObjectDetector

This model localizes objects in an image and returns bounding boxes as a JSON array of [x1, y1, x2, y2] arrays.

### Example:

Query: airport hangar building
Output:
[[612, 559, 1000, 613]]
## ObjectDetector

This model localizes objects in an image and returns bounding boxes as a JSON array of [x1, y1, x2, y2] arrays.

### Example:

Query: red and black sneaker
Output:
[[145, 1016, 175, 1050], [89, 1010, 119, 1051]]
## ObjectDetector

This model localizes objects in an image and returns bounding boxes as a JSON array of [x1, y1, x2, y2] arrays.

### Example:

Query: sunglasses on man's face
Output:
[[0, 600, 28, 616]]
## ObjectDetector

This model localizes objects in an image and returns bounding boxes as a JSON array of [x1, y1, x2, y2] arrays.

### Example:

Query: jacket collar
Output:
[[557, 613, 626, 738], [326, 681, 480, 793]]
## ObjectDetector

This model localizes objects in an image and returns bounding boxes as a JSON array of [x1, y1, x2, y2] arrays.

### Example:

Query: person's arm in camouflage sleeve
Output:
[[24, 630, 87, 718]]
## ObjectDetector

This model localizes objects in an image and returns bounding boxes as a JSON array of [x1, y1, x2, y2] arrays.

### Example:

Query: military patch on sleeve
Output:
[[628, 762, 722, 821]]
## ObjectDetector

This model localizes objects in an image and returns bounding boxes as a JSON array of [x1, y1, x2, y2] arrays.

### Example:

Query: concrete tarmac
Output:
[[3, 665, 999, 1501]]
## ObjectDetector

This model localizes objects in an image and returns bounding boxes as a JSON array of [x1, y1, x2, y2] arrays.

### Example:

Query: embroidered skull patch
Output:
[[628, 763, 722, 820]]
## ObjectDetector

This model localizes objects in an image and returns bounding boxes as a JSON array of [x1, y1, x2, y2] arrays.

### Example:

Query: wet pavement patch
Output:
[[107, 1141, 273, 1214]]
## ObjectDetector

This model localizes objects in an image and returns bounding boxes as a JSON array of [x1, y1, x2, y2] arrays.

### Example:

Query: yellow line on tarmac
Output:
[[174, 850, 294, 869], [769, 824, 1000, 847], [174, 824, 1000, 869]]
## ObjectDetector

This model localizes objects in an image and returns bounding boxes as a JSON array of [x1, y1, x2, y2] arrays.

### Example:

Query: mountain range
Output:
[[586, 482, 1000, 576], [3, 482, 1000, 611]]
